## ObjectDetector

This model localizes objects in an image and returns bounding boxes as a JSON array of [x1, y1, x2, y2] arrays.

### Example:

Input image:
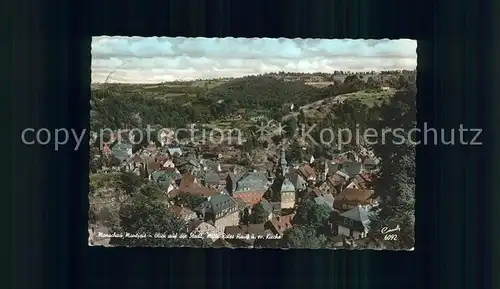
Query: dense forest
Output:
[[90, 71, 416, 131], [204, 75, 326, 108]]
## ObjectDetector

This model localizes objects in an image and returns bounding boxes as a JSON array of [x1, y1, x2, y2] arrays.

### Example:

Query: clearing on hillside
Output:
[[340, 90, 395, 107]]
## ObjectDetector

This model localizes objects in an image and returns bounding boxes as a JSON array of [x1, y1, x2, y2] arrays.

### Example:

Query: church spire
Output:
[[321, 159, 329, 181], [279, 145, 288, 176], [280, 145, 287, 166]]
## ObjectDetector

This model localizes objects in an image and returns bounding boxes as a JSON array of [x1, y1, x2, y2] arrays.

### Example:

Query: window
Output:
[[344, 218, 348, 225]]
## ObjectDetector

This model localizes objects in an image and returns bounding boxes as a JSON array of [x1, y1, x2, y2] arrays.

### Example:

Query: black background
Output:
[[6, 0, 493, 288]]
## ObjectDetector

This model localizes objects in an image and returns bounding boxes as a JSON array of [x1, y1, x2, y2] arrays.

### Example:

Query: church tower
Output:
[[270, 144, 296, 210], [279, 145, 288, 177]]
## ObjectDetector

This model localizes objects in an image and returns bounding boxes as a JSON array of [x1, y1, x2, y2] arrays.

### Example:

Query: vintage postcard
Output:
[[89, 37, 416, 250]]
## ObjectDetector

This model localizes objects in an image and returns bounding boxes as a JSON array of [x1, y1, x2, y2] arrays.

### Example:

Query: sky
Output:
[[91, 37, 417, 84]]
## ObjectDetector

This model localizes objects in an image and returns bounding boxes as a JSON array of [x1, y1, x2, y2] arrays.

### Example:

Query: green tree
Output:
[[242, 137, 255, 152], [271, 134, 282, 146], [119, 172, 146, 196], [293, 199, 331, 230], [343, 74, 359, 84], [239, 157, 251, 167], [343, 74, 364, 90], [313, 145, 325, 158], [187, 106, 198, 119], [139, 183, 165, 200], [282, 225, 328, 248], [252, 203, 269, 224], [283, 117, 298, 137], [288, 138, 304, 163], [273, 110, 283, 121], [90, 157, 103, 173], [112, 194, 209, 247], [365, 76, 380, 91], [176, 127, 190, 140], [172, 194, 206, 210], [106, 156, 122, 167], [298, 109, 306, 124], [369, 86, 416, 249], [396, 75, 409, 90]]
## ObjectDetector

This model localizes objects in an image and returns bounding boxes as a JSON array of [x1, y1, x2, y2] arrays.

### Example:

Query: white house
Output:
[[188, 220, 219, 242], [163, 159, 175, 168], [344, 181, 360, 190]]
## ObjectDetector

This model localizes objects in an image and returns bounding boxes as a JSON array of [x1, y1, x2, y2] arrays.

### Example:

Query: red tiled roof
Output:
[[101, 144, 111, 153], [334, 188, 374, 208], [353, 175, 367, 189], [169, 205, 195, 216], [360, 172, 376, 183], [332, 157, 346, 164], [147, 161, 163, 171], [233, 191, 265, 205], [327, 174, 345, 187], [155, 155, 169, 163], [179, 174, 199, 188], [268, 213, 295, 235], [311, 187, 323, 198], [179, 186, 217, 197], [131, 154, 143, 162], [163, 167, 177, 173], [168, 189, 180, 198], [225, 224, 267, 236], [298, 165, 316, 179]]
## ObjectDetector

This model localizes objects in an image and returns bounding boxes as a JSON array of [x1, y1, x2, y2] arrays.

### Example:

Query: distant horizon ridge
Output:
[[91, 69, 416, 84]]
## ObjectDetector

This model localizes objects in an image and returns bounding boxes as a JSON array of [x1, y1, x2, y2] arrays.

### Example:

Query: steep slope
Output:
[[203, 75, 327, 110]]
